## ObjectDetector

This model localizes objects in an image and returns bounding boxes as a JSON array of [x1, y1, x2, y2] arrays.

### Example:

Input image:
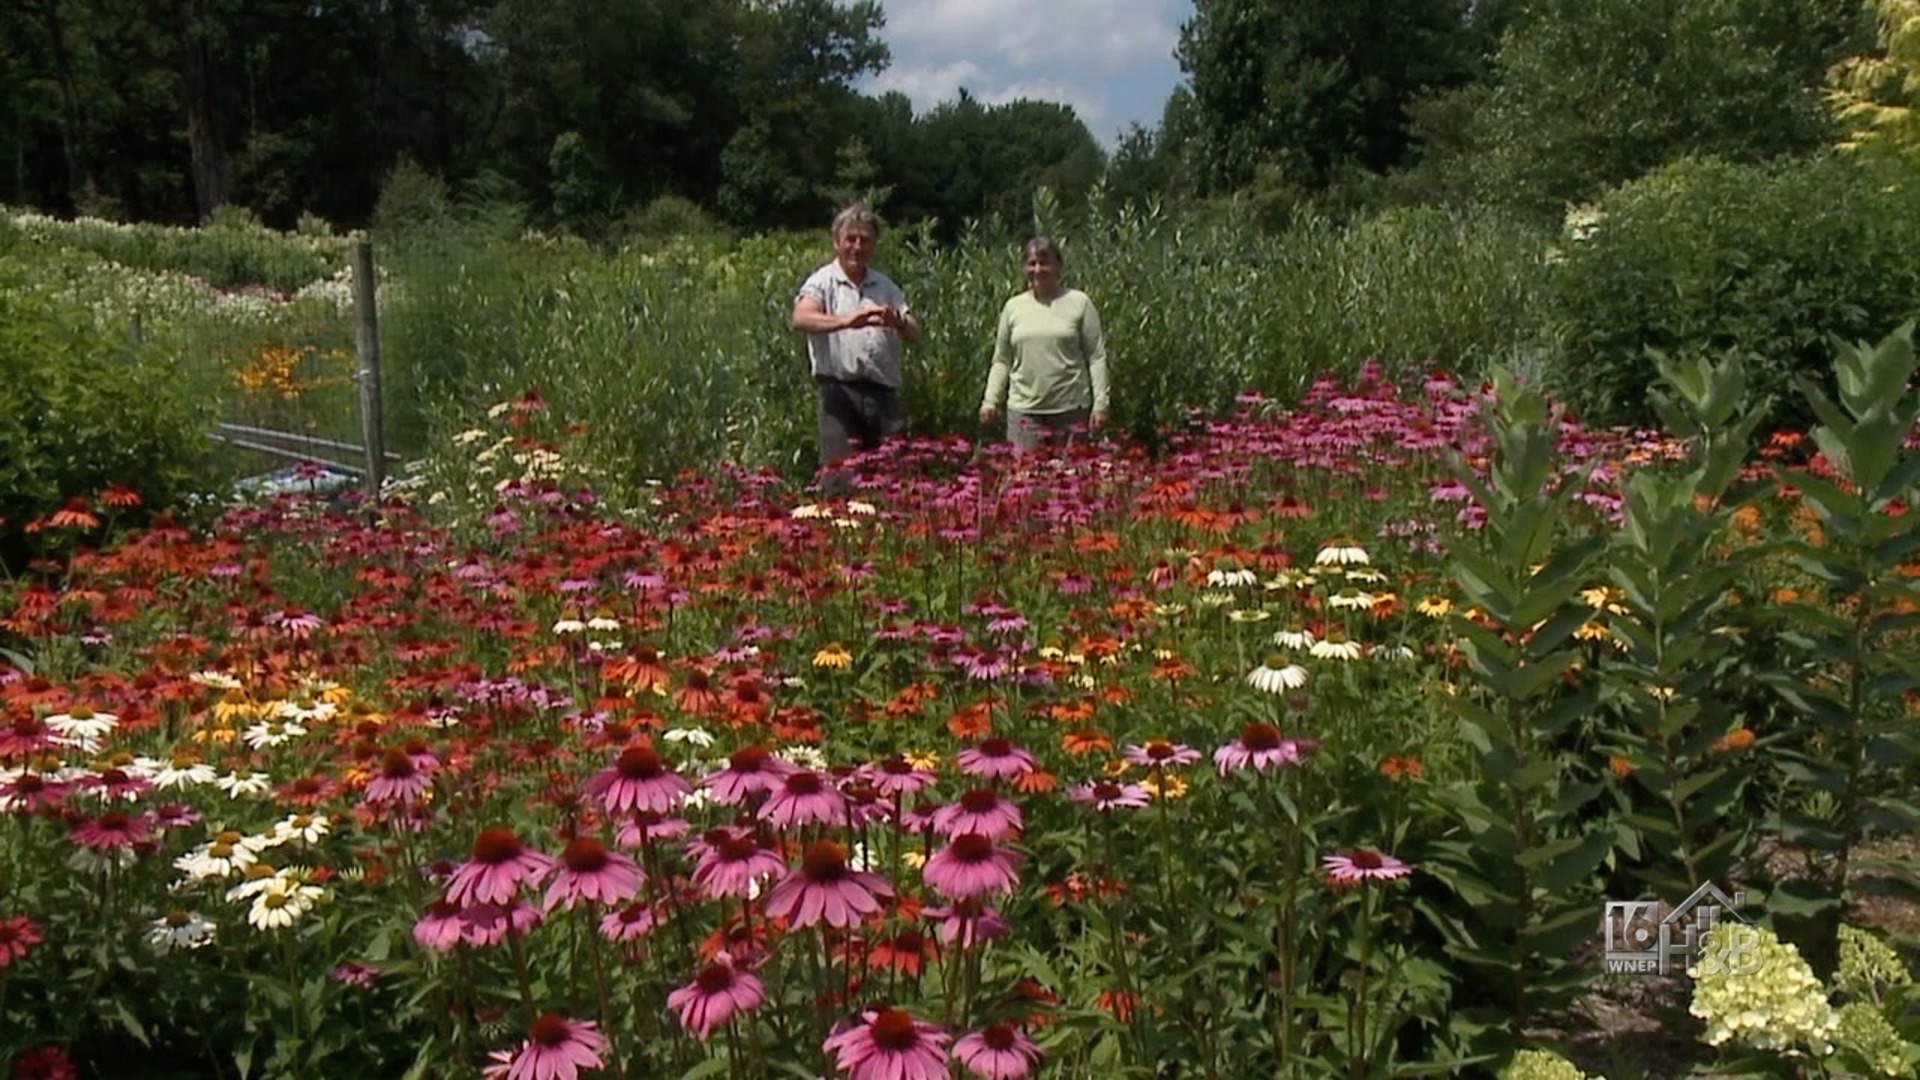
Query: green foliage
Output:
[[3, 203, 349, 293], [1405, 0, 1864, 214], [1550, 153, 1920, 427], [0, 252, 223, 567]]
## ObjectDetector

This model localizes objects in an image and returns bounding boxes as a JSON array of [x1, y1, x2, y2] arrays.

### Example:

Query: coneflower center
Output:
[[959, 788, 1000, 813], [1093, 781, 1124, 801], [800, 840, 849, 882], [694, 964, 736, 994], [982, 1022, 1019, 1050], [616, 746, 664, 778], [869, 1009, 920, 1050], [471, 826, 523, 863], [716, 832, 762, 861], [728, 745, 769, 772], [562, 837, 609, 873], [949, 833, 994, 863], [530, 1014, 572, 1047], [1351, 850, 1383, 870], [379, 749, 417, 778], [1145, 741, 1175, 761], [978, 737, 1013, 757], [1240, 723, 1283, 751], [784, 771, 824, 796], [97, 810, 130, 830]]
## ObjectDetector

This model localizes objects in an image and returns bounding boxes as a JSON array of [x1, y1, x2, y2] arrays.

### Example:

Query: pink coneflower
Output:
[[0, 716, 55, 757], [691, 827, 789, 900], [954, 648, 1012, 681], [599, 902, 656, 943], [412, 900, 464, 952], [459, 901, 544, 948], [482, 1015, 608, 1080], [824, 1007, 951, 1080], [1212, 723, 1305, 776], [544, 836, 644, 910], [0, 915, 42, 967], [0, 772, 68, 814], [615, 811, 691, 848], [866, 756, 938, 798], [83, 767, 151, 801], [1322, 850, 1413, 886], [953, 1022, 1043, 1080], [931, 789, 1023, 841], [758, 770, 849, 829], [364, 748, 433, 805], [332, 961, 380, 987], [71, 809, 151, 850], [762, 840, 892, 929], [147, 803, 201, 830], [667, 959, 767, 1040], [923, 833, 1022, 900], [953, 738, 1035, 781], [702, 744, 796, 806], [585, 746, 691, 815], [445, 827, 555, 906], [923, 899, 1011, 948], [1122, 740, 1201, 768], [1068, 780, 1150, 812]]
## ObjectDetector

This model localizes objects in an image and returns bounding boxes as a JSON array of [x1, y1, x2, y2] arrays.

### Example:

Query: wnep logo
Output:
[[1602, 883, 1762, 977]]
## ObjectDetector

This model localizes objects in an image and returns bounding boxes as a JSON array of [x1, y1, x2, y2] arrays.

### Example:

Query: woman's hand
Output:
[[979, 404, 1000, 426], [1090, 410, 1108, 431]]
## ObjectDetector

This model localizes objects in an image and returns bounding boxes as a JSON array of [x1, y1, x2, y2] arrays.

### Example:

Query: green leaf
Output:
[[1765, 879, 1842, 917]]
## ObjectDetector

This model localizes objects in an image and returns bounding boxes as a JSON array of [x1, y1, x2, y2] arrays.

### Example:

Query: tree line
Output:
[[2, 0, 1910, 238]]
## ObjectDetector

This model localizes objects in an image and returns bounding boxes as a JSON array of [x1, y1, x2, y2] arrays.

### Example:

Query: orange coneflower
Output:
[[1378, 755, 1424, 779], [1061, 728, 1110, 755], [1047, 699, 1095, 724], [26, 498, 101, 532], [946, 702, 993, 741], [98, 485, 142, 508]]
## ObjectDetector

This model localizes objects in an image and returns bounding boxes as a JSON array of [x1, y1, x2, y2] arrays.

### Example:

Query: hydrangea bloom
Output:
[[1688, 923, 1838, 1057]]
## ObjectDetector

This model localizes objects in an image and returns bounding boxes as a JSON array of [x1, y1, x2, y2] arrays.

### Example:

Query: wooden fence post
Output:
[[352, 237, 386, 499]]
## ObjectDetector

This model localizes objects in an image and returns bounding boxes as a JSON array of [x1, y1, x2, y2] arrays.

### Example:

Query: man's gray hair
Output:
[[1024, 235, 1063, 265], [832, 203, 883, 240]]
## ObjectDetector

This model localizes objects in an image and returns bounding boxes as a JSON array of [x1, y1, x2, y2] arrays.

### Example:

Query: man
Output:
[[791, 204, 921, 494]]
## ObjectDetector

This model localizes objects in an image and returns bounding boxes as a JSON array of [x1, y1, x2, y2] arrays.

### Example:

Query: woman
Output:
[[978, 237, 1110, 453]]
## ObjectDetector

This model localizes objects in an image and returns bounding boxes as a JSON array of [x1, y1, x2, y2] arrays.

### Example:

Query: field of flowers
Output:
[[4, 333, 1920, 1078]]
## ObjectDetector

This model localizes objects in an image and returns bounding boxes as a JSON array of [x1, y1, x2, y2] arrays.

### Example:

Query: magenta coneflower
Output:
[[0, 915, 42, 967], [701, 744, 796, 806], [758, 769, 849, 829], [762, 840, 892, 929], [71, 809, 151, 850], [953, 738, 1035, 781], [1212, 723, 1304, 776], [445, 827, 555, 906], [954, 1022, 1043, 1080], [924, 899, 1011, 948], [0, 772, 67, 814], [1322, 850, 1412, 886], [81, 767, 151, 801], [364, 748, 433, 805], [931, 789, 1023, 841], [690, 827, 788, 900], [412, 900, 463, 952], [667, 959, 767, 1040], [615, 811, 690, 848], [923, 833, 1022, 900], [458, 901, 544, 948], [586, 745, 691, 814], [598, 902, 655, 943], [1067, 780, 1150, 812], [544, 836, 643, 910], [824, 1007, 952, 1080], [482, 1014, 608, 1080], [1122, 740, 1201, 768], [866, 756, 938, 798]]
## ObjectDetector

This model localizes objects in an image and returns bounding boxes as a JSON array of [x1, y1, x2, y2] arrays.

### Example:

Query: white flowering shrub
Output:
[[1689, 923, 1838, 1057]]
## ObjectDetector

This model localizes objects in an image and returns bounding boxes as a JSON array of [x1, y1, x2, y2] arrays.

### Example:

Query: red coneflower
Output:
[[481, 1014, 607, 1080], [445, 827, 555, 906], [585, 745, 691, 815], [0, 915, 42, 967], [824, 1008, 951, 1080], [666, 958, 767, 1041], [543, 836, 644, 910], [865, 926, 937, 976], [71, 809, 151, 850], [762, 840, 892, 929]]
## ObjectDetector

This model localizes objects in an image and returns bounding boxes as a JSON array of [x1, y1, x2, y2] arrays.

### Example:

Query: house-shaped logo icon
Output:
[[1603, 883, 1750, 975]]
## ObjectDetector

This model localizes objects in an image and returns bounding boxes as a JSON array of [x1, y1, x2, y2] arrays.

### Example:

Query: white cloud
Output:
[[866, 0, 1189, 145]]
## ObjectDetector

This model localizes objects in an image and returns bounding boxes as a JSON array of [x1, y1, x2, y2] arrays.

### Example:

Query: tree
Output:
[[1828, 0, 1920, 156], [1174, 0, 1486, 195]]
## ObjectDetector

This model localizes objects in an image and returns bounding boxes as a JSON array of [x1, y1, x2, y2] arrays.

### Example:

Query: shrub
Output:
[[0, 256, 224, 568], [1549, 153, 1920, 425]]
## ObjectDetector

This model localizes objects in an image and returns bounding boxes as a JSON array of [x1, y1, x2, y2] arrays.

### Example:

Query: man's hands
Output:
[[840, 303, 904, 332]]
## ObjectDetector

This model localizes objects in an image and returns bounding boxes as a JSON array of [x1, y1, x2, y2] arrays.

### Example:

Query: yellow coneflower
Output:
[[903, 749, 940, 771], [212, 689, 259, 725], [1416, 595, 1453, 618], [1141, 773, 1190, 801], [1574, 619, 1611, 643], [811, 643, 853, 670]]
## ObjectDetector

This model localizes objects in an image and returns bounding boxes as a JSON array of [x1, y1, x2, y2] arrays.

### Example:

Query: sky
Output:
[[860, 0, 1195, 149]]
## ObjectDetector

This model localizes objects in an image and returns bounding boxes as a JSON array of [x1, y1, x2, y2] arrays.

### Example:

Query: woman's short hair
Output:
[[1024, 236, 1063, 265], [832, 203, 883, 240]]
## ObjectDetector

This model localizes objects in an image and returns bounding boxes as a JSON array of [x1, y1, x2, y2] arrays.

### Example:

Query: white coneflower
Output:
[[190, 671, 243, 691], [268, 813, 332, 846], [791, 503, 828, 519], [148, 910, 217, 953], [1327, 589, 1376, 611], [1246, 655, 1309, 694], [552, 616, 587, 635], [1315, 540, 1371, 567], [273, 697, 337, 723], [1373, 644, 1417, 662], [663, 726, 716, 750], [844, 500, 879, 516], [241, 721, 307, 750], [45, 707, 118, 754], [1227, 608, 1272, 623], [587, 615, 622, 633], [1152, 602, 1189, 618], [1345, 568, 1390, 585], [214, 771, 274, 799], [1310, 636, 1365, 662], [1197, 591, 1235, 608], [1207, 566, 1258, 589], [174, 831, 267, 881], [247, 881, 324, 931], [1273, 627, 1317, 651]]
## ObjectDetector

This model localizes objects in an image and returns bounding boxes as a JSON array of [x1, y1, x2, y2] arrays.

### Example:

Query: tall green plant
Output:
[[1422, 374, 1613, 1049], [1765, 322, 1920, 964]]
